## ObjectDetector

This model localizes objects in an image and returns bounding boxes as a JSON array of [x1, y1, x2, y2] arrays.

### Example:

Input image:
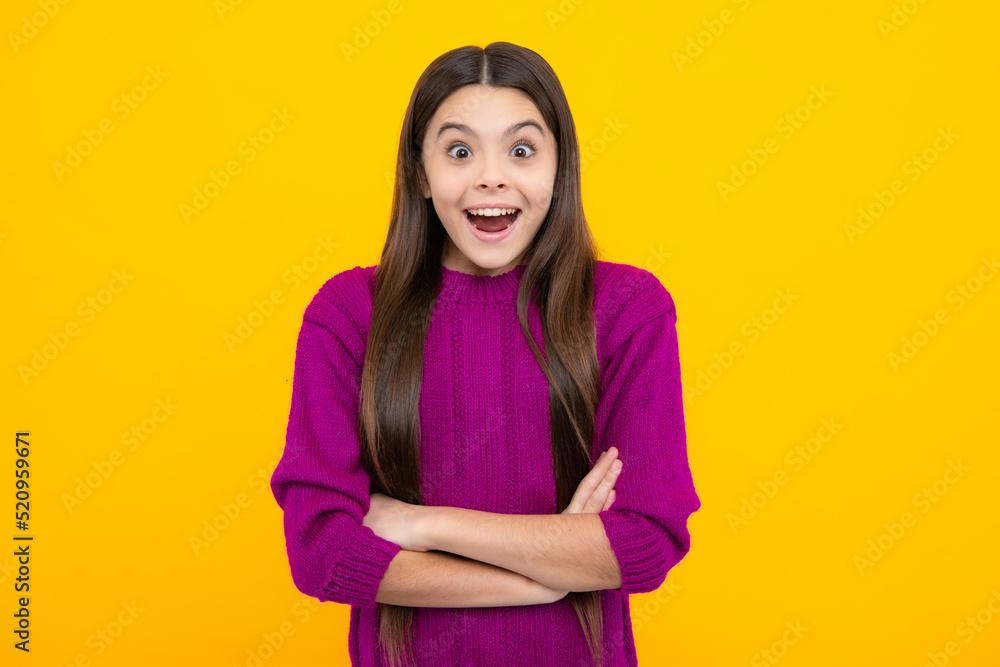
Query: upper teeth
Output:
[[467, 208, 518, 216]]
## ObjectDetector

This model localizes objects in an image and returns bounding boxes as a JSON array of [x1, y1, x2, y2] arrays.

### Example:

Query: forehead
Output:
[[427, 86, 546, 135]]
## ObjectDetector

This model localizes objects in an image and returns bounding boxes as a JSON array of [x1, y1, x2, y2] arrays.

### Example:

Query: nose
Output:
[[475, 150, 508, 190]]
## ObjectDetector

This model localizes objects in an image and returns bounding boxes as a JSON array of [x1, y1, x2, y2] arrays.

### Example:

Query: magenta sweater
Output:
[[270, 261, 700, 666]]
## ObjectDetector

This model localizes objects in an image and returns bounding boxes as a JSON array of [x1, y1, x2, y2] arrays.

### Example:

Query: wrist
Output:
[[528, 579, 568, 605], [413, 503, 442, 552]]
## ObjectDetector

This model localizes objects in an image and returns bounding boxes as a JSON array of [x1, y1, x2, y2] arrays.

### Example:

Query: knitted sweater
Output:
[[270, 260, 701, 666]]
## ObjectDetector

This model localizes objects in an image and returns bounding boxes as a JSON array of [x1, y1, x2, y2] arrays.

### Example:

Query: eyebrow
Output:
[[435, 119, 545, 142]]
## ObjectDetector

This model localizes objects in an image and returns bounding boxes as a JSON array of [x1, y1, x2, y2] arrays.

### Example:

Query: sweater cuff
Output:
[[599, 509, 668, 594], [320, 525, 402, 608]]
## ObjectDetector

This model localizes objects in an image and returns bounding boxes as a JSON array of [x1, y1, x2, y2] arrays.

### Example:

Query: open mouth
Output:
[[463, 207, 521, 232]]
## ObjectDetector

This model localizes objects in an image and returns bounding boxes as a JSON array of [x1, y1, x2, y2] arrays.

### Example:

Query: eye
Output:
[[511, 140, 537, 158], [446, 142, 471, 159], [444, 139, 539, 160]]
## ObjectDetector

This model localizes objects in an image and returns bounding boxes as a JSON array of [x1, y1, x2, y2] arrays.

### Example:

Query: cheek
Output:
[[526, 183, 555, 211], [431, 175, 465, 205], [520, 167, 557, 206]]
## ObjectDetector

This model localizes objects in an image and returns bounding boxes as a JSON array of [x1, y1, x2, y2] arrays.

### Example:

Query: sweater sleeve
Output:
[[596, 273, 701, 595], [270, 291, 402, 608]]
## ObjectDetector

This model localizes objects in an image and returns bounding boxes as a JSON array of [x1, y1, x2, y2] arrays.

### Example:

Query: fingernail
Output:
[[613, 461, 622, 472]]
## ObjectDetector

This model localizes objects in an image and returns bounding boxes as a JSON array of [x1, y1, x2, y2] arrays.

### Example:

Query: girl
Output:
[[270, 42, 700, 666]]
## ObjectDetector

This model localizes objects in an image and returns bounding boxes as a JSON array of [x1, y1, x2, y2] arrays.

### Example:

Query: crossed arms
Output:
[[368, 447, 625, 607]]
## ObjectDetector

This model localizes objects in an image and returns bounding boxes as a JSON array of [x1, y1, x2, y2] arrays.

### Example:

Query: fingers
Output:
[[578, 448, 618, 492], [585, 457, 622, 513], [602, 489, 615, 512], [597, 447, 617, 470], [563, 447, 624, 514]]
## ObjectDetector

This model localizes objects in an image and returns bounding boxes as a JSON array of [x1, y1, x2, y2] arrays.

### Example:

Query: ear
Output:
[[417, 162, 431, 199]]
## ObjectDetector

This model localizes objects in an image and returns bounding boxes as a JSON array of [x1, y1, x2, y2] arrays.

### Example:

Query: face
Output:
[[418, 85, 558, 277]]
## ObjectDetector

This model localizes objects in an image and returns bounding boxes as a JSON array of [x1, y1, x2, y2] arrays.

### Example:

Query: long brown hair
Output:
[[359, 41, 605, 666]]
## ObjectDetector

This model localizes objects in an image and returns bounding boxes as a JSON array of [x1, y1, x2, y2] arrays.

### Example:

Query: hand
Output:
[[534, 448, 622, 603], [362, 492, 432, 552], [562, 447, 623, 515]]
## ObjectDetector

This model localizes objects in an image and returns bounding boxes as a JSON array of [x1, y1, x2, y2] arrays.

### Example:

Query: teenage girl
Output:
[[270, 41, 700, 667]]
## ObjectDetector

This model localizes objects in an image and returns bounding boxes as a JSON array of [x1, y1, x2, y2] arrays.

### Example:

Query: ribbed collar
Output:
[[437, 263, 527, 303]]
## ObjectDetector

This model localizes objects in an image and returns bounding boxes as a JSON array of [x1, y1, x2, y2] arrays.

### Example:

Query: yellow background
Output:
[[3, 0, 999, 665]]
